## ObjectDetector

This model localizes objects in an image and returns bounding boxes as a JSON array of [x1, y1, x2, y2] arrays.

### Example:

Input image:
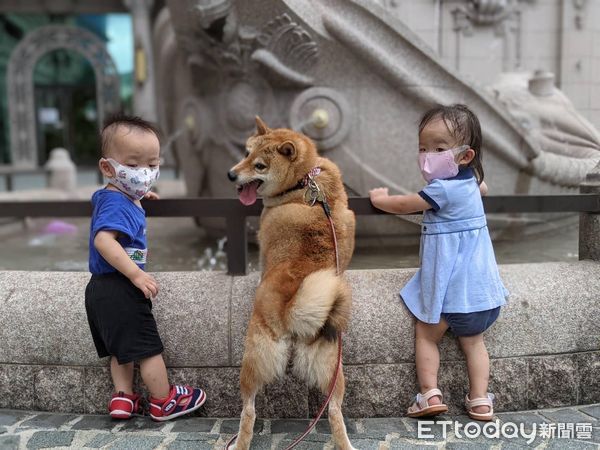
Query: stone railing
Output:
[[0, 262, 598, 418]]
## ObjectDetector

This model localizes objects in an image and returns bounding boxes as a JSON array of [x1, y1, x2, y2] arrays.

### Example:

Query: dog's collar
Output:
[[276, 167, 321, 197]]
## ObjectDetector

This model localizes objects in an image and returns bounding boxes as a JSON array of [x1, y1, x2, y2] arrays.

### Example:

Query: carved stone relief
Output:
[[172, 7, 323, 154], [217, 76, 277, 146], [451, 0, 528, 71], [455, 0, 513, 28], [572, 0, 588, 30], [159, 0, 600, 226], [289, 87, 352, 151], [489, 70, 600, 185], [177, 4, 318, 85]]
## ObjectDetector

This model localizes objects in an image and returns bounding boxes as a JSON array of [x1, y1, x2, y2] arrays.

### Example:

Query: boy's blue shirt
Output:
[[89, 188, 147, 275]]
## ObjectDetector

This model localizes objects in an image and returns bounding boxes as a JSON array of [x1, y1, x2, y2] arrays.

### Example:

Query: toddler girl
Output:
[[369, 104, 508, 421]]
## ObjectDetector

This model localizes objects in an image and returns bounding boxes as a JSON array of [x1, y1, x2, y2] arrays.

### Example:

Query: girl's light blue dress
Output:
[[400, 168, 508, 324]]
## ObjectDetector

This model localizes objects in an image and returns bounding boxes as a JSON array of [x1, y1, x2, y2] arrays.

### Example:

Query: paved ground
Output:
[[0, 404, 599, 449]]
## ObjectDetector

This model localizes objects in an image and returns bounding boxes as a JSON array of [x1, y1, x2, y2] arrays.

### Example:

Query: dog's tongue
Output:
[[239, 181, 259, 206]]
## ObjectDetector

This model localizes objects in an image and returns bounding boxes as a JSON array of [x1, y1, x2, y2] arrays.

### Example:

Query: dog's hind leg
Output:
[[293, 338, 356, 450], [233, 322, 290, 450], [326, 367, 356, 450]]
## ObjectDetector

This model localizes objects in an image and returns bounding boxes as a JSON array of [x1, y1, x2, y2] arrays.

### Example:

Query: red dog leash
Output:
[[283, 198, 342, 449], [282, 333, 342, 449]]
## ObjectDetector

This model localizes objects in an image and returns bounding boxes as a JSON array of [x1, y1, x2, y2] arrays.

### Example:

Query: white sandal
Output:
[[407, 388, 448, 418], [465, 393, 495, 421]]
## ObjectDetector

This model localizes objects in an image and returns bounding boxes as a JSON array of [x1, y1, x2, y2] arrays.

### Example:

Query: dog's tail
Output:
[[286, 269, 351, 341]]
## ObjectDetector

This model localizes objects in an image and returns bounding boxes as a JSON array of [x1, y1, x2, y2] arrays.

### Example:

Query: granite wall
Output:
[[0, 262, 598, 417]]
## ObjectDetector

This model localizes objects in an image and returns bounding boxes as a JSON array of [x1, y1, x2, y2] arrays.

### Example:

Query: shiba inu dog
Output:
[[227, 117, 356, 449]]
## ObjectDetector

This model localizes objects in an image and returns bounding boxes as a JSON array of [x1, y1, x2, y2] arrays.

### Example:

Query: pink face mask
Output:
[[418, 145, 469, 182]]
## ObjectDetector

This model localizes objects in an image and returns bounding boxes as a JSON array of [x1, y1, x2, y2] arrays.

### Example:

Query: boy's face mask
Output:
[[105, 158, 160, 200], [418, 145, 469, 183]]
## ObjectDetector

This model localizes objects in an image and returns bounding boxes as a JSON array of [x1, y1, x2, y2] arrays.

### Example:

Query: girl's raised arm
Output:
[[369, 189, 431, 214]]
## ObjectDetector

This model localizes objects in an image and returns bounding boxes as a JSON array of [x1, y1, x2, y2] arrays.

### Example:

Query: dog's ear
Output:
[[277, 141, 297, 161], [255, 116, 270, 135]]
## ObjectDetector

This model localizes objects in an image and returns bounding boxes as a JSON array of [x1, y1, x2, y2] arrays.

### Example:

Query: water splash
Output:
[[28, 234, 57, 247], [196, 237, 228, 271]]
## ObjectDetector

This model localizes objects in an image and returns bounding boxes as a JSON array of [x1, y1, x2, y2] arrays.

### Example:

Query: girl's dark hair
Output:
[[418, 104, 484, 183]]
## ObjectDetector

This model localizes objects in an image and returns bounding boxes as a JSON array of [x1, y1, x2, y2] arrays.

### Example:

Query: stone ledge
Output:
[[0, 353, 597, 417], [0, 261, 598, 416]]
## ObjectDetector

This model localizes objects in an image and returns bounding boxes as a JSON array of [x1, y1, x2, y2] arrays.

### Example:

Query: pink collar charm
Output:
[[276, 167, 322, 198], [303, 167, 321, 186]]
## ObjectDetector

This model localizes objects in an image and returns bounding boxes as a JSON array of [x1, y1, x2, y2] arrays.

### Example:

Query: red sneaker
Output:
[[149, 385, 206, 421], [108, 391, 141, 419]]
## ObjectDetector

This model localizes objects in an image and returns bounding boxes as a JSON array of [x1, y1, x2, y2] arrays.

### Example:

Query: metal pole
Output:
[[225, 215, 248, 275]]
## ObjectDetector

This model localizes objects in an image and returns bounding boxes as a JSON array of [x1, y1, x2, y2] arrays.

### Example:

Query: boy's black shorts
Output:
[[85, 272, 164, 364]]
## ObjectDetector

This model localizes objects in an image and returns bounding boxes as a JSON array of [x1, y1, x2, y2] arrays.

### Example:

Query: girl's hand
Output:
[[479, 181, 488, 196], [143, 191, 160, 200], [369, 187, 389, 201]]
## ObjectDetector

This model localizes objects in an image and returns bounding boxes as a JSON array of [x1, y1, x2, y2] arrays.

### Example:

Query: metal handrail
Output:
[[1, 194, 599, 216], [0, 194, 599, 274]]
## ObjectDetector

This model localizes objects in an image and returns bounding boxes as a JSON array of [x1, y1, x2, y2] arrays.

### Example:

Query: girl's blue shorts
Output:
[[441, 306, 501, 337]]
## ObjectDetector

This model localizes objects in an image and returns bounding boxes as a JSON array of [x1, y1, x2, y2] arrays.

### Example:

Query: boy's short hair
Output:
[[101, 114, 162, 157]]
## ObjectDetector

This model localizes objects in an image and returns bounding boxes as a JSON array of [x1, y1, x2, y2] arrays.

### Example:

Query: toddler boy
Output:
[[85, 115, 206, 421]]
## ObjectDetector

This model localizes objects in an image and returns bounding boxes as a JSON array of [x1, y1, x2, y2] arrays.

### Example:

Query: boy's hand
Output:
[[369, 187, 389, 201], [131, 269, 159, 299], [94, 232, 159, 299], [143, 191, 160, 200]]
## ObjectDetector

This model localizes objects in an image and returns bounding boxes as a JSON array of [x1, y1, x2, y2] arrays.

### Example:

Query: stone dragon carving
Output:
[[157, 0, 599, 228]]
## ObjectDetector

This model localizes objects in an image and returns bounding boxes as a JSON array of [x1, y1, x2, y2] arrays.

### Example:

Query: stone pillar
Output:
[[44, 148, 77, 192], [125, 0, 158, 121], [579, 162, 600, 261]]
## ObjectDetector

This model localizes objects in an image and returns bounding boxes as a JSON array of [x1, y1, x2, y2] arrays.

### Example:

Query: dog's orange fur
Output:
[[228, 117, 356, 450]]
